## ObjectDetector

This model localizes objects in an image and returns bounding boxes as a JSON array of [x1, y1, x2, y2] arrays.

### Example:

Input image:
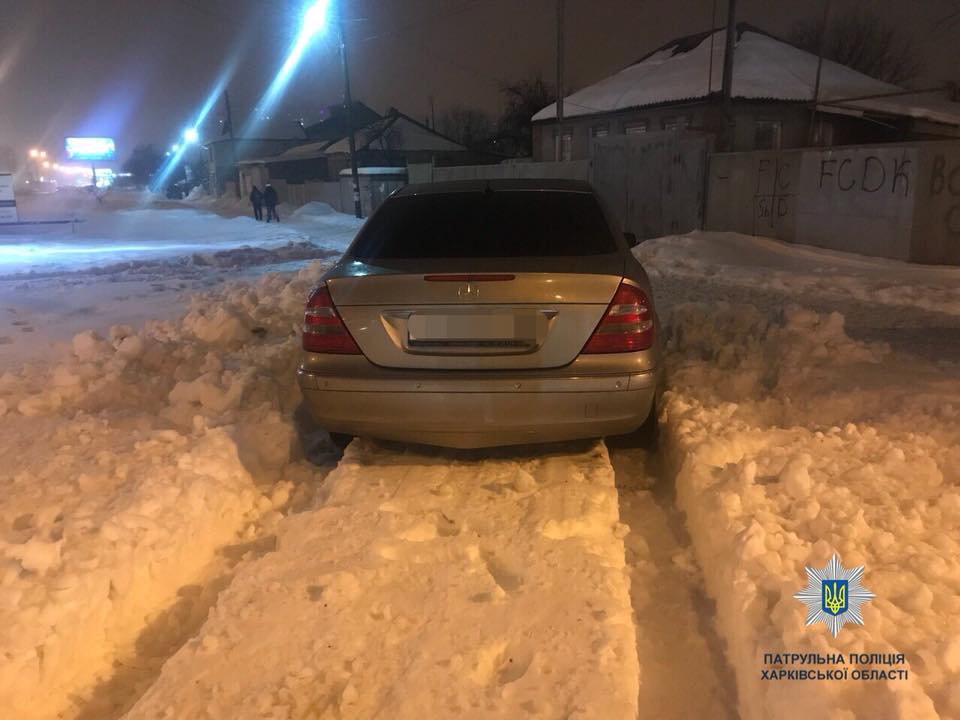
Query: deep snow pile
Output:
[[0, 262, 333, 719], [0, 256, 643, 720], [123, 440, 640, 720], [636, 231, 960, 321], [659, 302, 960, 720], [0, 194, 363, 367]]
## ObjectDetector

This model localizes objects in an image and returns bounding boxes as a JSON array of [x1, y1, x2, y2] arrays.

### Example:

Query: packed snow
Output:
[[124, 440, 639, 720]]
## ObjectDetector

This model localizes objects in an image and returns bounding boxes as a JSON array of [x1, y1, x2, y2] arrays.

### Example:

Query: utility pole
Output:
[[223, 90, 240, 197], [339, 7, 362, 219], [555, 0, 565, 161], [720, 0, 737, 150], [429, 95, 436, 130], [808, 0, 833, 146], [707, 0, 718, 94]]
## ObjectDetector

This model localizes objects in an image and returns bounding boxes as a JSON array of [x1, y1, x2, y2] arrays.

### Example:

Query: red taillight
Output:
[[581, 282, 655, 354], [302, 284, 361, 354]]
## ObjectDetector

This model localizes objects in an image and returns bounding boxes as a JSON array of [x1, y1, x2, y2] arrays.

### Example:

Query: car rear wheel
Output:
[[607, 396, 659, 450]]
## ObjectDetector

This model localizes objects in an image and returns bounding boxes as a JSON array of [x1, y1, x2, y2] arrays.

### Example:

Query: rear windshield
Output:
[[347, 190, 618, 260]]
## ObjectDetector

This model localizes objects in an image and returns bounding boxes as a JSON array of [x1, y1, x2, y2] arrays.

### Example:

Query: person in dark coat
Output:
[[263, 183, 279, 222], [249, 185, 263, 221]]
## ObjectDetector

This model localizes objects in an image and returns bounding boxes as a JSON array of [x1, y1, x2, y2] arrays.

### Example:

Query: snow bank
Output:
[[123, 439, 640, 720], [0, 262, 332, 718], [1, 194, 362, 278], [660, 302, 960, 720], [288, 201, 338, 219], [636, 231, 960, 320]]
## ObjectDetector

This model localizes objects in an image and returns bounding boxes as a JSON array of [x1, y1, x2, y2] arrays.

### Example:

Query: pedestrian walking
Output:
[[263, 183, 279, 222], [249, 185, 263, 221]]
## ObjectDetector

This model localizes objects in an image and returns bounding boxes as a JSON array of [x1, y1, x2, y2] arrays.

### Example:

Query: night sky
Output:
[[0, 0, 957, 165]]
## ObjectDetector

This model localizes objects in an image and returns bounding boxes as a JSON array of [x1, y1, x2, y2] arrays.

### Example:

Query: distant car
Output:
[[297, 179, 663, 449]]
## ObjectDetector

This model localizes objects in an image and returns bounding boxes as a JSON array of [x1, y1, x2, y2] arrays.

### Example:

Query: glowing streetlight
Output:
[[302, 0, 331, 40], [292, 0, 360, 218], [183, 127, 200, 144], [42, 161, 50, 169], [39, 151, 47, 159], [171, 143, 180, 153], [29, 148, 39, 158]]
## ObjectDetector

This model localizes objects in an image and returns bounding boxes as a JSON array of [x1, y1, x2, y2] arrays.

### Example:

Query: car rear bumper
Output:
[[297, 359, 659, 449]]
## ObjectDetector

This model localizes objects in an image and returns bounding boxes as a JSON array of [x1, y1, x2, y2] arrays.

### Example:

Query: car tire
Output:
[[607, 397, 659, 450]]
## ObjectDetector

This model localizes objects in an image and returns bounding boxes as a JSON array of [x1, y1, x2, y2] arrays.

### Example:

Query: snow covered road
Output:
[[0, 190, 361, 366], [3, 201, 959, 720], [1, 244, 724, 719], [123, 439, 641, 720]]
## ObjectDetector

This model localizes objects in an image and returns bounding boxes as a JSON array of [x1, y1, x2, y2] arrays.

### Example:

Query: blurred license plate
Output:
[[408, 313, 516, 340]]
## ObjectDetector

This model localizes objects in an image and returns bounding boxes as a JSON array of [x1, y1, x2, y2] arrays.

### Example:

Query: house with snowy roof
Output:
[[532, 23, 960, 161], [235, 107, 480, 214]]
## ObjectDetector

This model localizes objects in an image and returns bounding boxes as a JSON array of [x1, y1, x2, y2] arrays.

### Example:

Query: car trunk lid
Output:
[[328, 270, 622, 370]]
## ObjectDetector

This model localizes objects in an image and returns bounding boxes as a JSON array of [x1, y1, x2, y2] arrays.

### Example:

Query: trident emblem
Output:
[[822, 580, 848, 616]]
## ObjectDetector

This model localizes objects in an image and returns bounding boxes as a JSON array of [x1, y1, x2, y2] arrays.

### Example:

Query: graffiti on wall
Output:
[[930, 154, 960, 235], [752, 156, 794, 235], [817, 154, 912, 196]]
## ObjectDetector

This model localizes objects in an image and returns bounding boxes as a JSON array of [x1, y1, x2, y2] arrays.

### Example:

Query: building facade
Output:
[[533, 24, 960, 161]]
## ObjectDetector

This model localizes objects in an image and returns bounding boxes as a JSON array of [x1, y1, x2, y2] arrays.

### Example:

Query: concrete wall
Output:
[[706, 141, 960, 264], [426, 160, 590, 183], [913, 144, 960, 264], [592, 132, 707, 238], [409, 135, 706, 240]]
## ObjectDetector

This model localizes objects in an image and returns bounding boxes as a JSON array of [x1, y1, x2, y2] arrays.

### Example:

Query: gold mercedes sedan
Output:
[[297, 179, 662, 449]]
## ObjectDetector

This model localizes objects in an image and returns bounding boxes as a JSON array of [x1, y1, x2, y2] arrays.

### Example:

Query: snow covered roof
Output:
[[533, 24, 960, 127], [323, 110, 466, 155], [239, 110, 466, 165]]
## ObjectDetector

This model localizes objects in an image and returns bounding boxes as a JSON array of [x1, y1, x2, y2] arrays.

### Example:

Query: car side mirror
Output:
[[624, 231, 639, 247]]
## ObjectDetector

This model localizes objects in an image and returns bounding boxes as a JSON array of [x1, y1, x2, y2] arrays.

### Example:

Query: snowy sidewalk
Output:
[[123, 439, 640, 720]]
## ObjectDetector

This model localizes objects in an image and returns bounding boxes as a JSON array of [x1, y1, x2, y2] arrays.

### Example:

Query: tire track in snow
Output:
[[610, 445, 740, 719], [121, 439, 641, 719]]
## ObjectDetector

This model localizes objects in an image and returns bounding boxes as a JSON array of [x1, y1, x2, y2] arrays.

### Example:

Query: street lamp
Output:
[[28, 148, 39, 158], [300, 0, 361, 218], [183, 127, 199, 144]]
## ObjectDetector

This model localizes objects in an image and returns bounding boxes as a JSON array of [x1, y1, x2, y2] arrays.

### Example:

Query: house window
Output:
[[591, 125, 609, 138], [662, 115, 688, 132], [553, 129, 574, 160], [755, 119, 783, 150], [624, 121, 648, 135]]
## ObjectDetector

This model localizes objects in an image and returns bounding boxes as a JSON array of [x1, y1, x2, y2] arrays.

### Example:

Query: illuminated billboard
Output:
[[65, 137, 116, 161]]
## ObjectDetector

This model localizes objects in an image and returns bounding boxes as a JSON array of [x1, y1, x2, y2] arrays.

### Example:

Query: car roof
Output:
[[394, 178, 594, 197]]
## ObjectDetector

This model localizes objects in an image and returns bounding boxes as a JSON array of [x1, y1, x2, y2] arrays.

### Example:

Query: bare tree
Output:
[[497, 73, 556, 157], [436, 105, 494, 150], [122, 144, 164, 188], [789, 6, 922, 84]]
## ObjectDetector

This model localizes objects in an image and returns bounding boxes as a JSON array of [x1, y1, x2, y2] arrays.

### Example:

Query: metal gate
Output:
[[591, 132, 707, 238]]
